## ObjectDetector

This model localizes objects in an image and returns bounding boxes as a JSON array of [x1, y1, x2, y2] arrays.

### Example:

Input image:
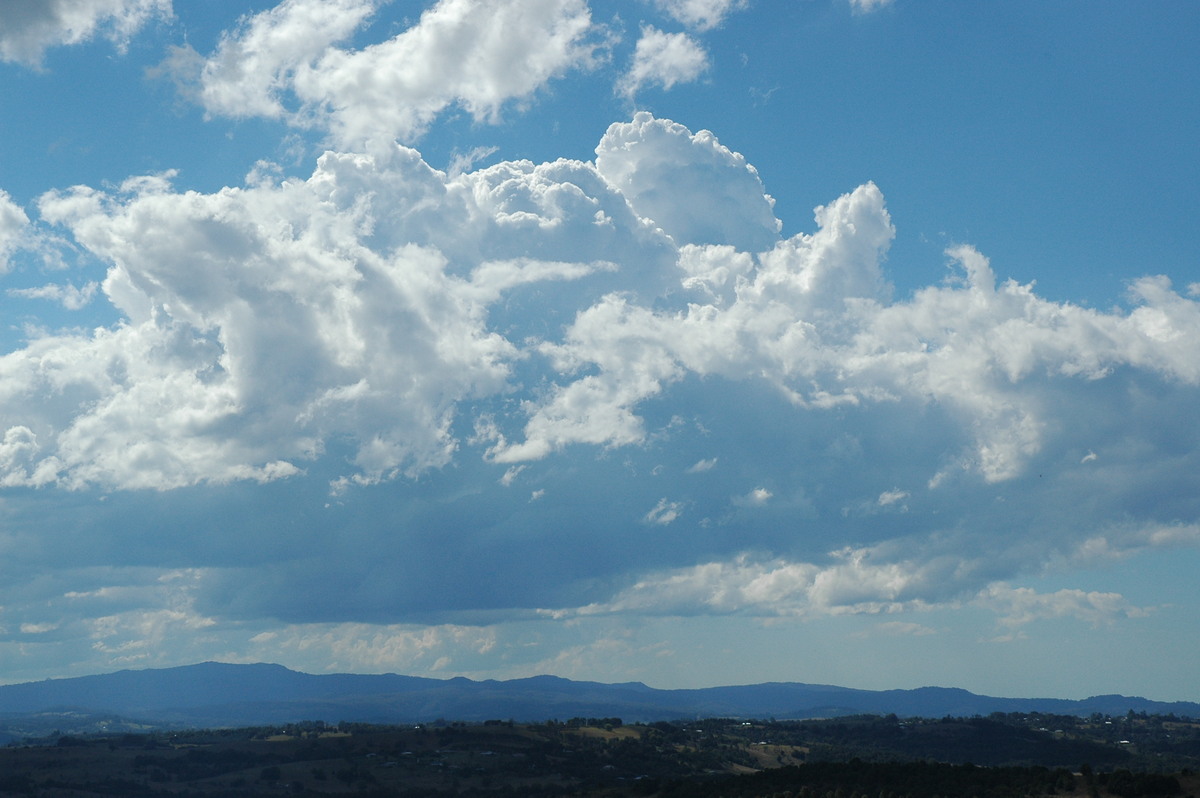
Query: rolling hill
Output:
[[1, 662, 1196, 734]]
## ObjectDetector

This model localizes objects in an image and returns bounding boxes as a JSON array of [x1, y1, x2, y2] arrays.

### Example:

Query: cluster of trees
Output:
[[1, 712, 1197, 796], [656, 760, 1085, 798], [563, 717, 624, 728], [1093, 767, 1185, 798]]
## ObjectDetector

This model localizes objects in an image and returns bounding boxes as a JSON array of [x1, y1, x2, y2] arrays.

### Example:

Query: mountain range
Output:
[[2, 662, 1197, 736]]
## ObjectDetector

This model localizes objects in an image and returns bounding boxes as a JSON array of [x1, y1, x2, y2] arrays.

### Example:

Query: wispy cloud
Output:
[[644, 497, 684, 525], [8, 281, 99, 310], [848, 0, 894, 15]]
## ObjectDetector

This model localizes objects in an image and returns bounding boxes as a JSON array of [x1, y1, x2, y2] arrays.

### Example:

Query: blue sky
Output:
[[0, 0, 1198, 702]]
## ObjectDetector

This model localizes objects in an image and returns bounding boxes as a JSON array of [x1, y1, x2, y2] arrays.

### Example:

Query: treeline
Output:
[[753, 715, 1132, 769], [2, 713, 1197, 797], [654, 759, 1183, 798]]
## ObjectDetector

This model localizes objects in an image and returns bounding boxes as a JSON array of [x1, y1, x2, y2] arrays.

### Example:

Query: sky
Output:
[[0, 0, 1198, 702]]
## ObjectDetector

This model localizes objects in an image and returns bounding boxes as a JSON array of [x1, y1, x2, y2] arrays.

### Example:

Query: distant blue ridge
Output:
[[1, 662, 1195, 728]]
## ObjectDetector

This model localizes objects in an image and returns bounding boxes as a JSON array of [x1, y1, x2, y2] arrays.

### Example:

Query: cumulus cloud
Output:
[[5, 113, 1200, 639], [493, 165, 1200, 486], [596, 113, 781, 249], [618, 25, 708, 98], [0, 190, 30, 270], [977, 583, 1151, 635], [173, 0, 605, 148], [541, 550, 1151, 638], [183, 0, 377, 120], [542, 547, 950, 619], [0, 0, 171, 66], [19, 121, 679, 490], [652, 0, 748, 31]]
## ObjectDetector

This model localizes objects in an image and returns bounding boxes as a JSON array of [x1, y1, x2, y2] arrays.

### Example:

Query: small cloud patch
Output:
[[644, 497, 684, 525]]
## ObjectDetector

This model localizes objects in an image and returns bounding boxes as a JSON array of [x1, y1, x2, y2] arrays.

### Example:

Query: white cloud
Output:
[[518, 635, 674, 684], [0, 426, 61, 487], [541, 549, 1155, 637], [0, 0, 1197, 698], [597, 114, 781, 250], [870, 621, 936, 637], [543, 547, 950, 619], [8, 281, 99, 310], [20, 135, 683, 491], [0, 0, 171, 66], [1064, 523, 1200, 567], [499, 464, 526, 486], [0, 568, 221, 673], [491, 120, 883, 460], [88, 605, 217, 666], [644, 497, 683, 524], [19, 622, 59, 634], [494, 144, 1200, 487], [0, 563, 501, 680], [189, 0, 377, 120], [16, 112, 1198, 505], [653, 0, 748, 31], [447, 145, 499, 178], [180, 0, 605, 148], [2, 113, 1199, 651], [976, 583, 1151, 631], [618, 25, 708, 98], [741, 487, 772, 506], [1147, 523, 1200, 547], [848, 0, 894, 14], [245, 622, 497, 674], [0, 190, 30, 270], [28, 154, 530, 488]]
